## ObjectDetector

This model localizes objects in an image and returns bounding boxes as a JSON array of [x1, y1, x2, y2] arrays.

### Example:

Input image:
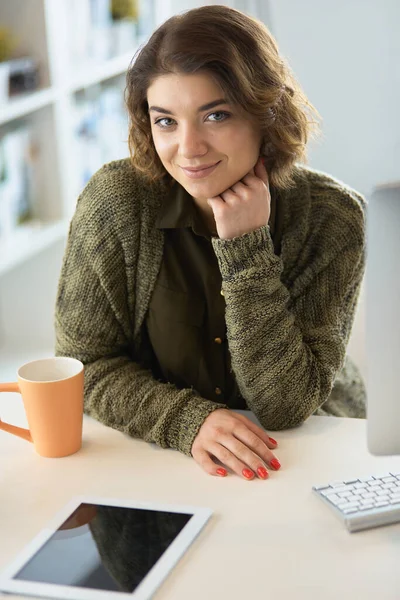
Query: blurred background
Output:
[[0, 0, 398, 381]]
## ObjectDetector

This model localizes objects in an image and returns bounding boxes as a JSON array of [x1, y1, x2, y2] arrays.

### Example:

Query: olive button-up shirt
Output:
[[145, 181, 282, 409]]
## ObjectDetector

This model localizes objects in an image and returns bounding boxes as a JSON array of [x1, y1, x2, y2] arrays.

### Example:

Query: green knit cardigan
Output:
[[55, 159, 366, 456]]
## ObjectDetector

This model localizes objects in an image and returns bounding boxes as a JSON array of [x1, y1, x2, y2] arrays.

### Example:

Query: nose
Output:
[[179, 123, 208, 159]]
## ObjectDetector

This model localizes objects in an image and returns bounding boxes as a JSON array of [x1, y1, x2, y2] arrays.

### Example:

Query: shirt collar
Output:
[[156, 180, 277, 238], [156, 181, 211, 237]]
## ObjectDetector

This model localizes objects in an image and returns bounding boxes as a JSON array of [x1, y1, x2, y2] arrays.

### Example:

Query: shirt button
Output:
[[214, 337, 222, 344], [220, 289, 225, 297], [215, 387, 222, 395]]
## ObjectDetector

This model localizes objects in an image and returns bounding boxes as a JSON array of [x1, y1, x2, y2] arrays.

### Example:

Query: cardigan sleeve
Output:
[[54, 173, 226, 457], [211, 184, 366, 430]]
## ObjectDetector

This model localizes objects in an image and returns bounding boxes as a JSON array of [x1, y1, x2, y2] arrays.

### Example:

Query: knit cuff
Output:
[[211, 225, 277, 280], [165, 395, 227, 456]]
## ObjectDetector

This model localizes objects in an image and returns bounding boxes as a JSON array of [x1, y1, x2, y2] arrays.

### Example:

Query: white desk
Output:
[[1, 393, 400, 600]]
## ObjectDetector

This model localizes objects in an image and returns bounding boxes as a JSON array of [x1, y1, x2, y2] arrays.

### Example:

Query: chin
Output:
[[179, 178, 229, 200]]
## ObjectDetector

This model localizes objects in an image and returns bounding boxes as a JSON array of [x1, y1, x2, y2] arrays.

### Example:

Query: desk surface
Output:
[[1, 394, 400, 600]]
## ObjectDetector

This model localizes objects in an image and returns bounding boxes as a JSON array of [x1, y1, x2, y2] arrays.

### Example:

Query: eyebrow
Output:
[[148, 98, 229, 115]]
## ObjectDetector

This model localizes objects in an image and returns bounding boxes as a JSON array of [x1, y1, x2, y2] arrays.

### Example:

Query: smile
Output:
[[180, 161, 221, 179]]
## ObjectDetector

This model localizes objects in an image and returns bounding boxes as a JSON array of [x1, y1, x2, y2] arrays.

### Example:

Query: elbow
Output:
[[258, 410, 310, 432], [256, 390, 329, 432]]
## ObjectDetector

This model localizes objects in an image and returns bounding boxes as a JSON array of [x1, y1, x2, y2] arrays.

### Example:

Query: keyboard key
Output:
[[382, 477, 396, 483], [389, 493, 400, 501], [329, 485, 350, 493], [339, 501, 359, 510], [358, 504, 374, 511], [354, 483, 368, 489], [381, 483, 396, 490], [375, 501, 389, 507], [325, 494, 340, 503], [351, 490, 364, 498]]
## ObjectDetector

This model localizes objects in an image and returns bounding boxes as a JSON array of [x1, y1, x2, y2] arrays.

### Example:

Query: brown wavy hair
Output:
[[125, 5, 320, 190]]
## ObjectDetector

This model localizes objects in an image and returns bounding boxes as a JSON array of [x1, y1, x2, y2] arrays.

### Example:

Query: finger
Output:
[[220, 436, 270, 480], [219, 189, 241, 205], [232, 425, 278, 472], [207, 196, 225, 214], [234, 413, 278, 449], [230, 181, 248, 196], [192, 448, 228, 477], [210, 441, 256, 481]]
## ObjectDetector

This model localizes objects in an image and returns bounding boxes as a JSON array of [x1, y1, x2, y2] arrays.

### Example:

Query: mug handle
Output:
[[0, 382, 32, 442]]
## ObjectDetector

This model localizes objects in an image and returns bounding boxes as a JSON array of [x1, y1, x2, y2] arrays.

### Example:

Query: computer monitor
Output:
[[366, 182, 400, 455]]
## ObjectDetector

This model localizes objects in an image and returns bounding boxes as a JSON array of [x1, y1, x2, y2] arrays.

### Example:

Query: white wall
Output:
[[267, 0, 400, 197], [0, 238, 65, 353], [264, 0, 399, 378]]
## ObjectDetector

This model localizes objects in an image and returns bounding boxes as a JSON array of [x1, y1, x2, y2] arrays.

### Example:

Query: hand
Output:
[[207, 157, 271, 240], [191, 408, 280, 480]]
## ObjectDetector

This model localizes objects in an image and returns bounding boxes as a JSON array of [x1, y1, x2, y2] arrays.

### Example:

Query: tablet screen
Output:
[[13, 503, 193, 594]]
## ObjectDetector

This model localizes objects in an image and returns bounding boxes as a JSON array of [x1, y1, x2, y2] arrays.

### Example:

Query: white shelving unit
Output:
[[0, 0, 152, 377], [0, 0, 260, 380], [0, 1, 140, 275], [0, 87, 56, 127]]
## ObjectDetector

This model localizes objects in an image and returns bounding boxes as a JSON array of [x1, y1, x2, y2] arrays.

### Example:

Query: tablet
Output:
[[0, 496, 212, 599]]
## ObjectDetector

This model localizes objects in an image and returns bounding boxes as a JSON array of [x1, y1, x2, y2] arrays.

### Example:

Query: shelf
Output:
[[0, 88, 56, 127], [68, 49, 137, 92], [0, 219, 69, 277]]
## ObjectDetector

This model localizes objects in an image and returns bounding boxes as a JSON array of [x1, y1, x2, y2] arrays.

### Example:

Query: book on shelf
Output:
[[67, 0, 154, 69], [0, 123, 38, 243]]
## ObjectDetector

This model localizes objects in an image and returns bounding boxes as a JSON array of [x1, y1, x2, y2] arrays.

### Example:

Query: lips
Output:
[[181, 162, 218, 172], [180, 161, 221, 179]]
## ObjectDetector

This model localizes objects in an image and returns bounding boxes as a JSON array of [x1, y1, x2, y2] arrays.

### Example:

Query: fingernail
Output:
[[257, 466, 269, 479], [242, 468, 254, 480], [216, 468, 227, 477], [270, 458, 281, 471], [269, 437, 278, 446]]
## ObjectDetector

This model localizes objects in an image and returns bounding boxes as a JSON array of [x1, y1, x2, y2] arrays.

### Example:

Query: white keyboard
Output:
[[313, 472, 400, 532]]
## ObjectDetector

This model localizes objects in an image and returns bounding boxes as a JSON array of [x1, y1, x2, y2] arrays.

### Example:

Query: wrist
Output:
[[211, 225, 277, 279]]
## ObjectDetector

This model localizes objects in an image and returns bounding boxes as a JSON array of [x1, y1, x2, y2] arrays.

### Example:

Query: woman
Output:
[[55, 5, 366, 481]]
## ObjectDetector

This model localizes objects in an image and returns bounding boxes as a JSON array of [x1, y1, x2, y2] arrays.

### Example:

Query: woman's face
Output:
[[147, 72, 262, 201]]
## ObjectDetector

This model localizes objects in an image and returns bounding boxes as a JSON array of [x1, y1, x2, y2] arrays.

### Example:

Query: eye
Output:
[[154, 117, 176, 129], [206, 111, 230, 122]]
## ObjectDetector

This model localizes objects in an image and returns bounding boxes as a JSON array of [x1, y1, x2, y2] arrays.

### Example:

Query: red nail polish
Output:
[[270, 458, 281, 470], [242, 468, 254, 480], [269, 437, 277, 445], [216, 468, 227, 477], [257, 467, 269, 479]]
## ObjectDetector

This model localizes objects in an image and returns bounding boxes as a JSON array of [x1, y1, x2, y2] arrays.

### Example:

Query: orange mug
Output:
[[0, 357, 84, 458]]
